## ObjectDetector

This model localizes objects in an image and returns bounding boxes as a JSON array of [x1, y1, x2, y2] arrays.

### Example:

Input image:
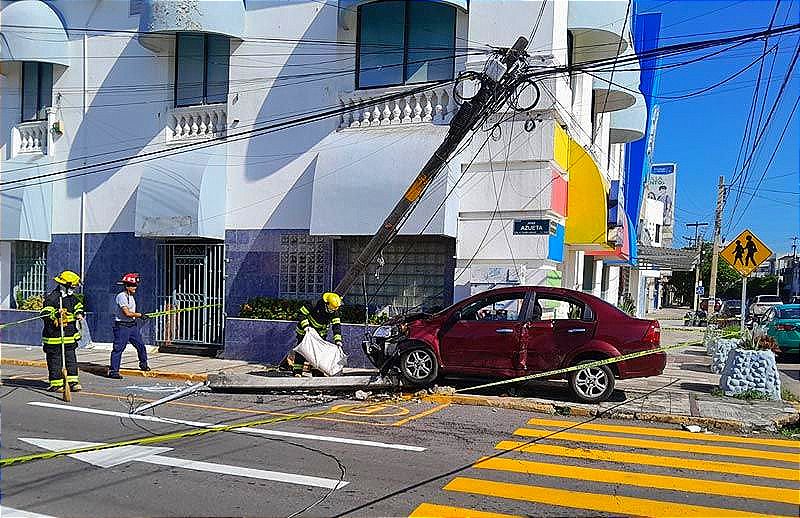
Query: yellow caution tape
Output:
[[0, 314, 45, 330], [1, 332, 733, 468], [145, 304, 222, 318]]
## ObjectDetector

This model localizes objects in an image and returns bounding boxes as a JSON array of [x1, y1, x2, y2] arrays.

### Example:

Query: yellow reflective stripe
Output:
[[300, 306, 310, 316], [43, 334, 80, 345], [330, 318, 341, 325], [299, 319, 310, 328], [74, 303, 84, 312], [296, 328, 306, 336], [41, 306, 57, 318], [333, 334, 343, 342], [49, 379, 64, 387], [66, 376, 79, 383]]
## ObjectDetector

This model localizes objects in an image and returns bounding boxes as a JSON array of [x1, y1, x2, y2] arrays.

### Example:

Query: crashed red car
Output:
[[366, 286, 664, 403]]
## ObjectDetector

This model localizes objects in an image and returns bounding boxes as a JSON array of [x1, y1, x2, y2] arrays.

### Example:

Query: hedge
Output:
[[239, 297, 388, 325]]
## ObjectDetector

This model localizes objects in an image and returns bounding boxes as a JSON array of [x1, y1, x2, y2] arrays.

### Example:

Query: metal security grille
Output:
[[12, 241, 48, 304], [279, 234, 328, 299], [339, 236, 450, 312], [155, 242, 225, 348]]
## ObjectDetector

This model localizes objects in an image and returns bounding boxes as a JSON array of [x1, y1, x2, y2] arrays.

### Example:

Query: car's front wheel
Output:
[[569, 361, 615, 403], [398, 347, 439, 387]]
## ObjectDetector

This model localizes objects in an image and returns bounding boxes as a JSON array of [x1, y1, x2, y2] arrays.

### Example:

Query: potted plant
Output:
[[719, 329, 782, 400]]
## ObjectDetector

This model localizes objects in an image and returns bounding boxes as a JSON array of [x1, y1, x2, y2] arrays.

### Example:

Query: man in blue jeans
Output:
[[108, 272, 150, 379]]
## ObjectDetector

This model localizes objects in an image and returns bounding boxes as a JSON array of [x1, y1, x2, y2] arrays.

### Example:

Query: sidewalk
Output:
[[3, 324, 798, 432]]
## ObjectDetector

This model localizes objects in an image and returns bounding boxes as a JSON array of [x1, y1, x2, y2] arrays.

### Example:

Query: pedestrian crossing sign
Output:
[[720, 229, 772, 277]]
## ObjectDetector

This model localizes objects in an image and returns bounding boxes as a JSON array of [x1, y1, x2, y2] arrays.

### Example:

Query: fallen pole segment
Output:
[[208, 372, 400, 392], [132, 382, 207, 414]]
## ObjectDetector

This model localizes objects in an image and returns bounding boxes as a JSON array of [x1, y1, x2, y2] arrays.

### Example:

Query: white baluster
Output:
[[422, 93, 433, 122], [412, 95, 423, 123], [199, 113, 208, 136], [381, 102, 391, 125], [371, 105, 382, 126], [402, 96, 413, 124], [391, 99, 402, 124]]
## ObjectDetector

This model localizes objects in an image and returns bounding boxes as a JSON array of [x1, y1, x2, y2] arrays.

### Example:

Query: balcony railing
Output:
[[340, 84, 458, 129], [13, 120, 48, 155], [166, 103, 227, 142]]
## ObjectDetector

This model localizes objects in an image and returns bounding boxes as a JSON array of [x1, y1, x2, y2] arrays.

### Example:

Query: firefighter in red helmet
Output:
[[108, 273, 150, 379]]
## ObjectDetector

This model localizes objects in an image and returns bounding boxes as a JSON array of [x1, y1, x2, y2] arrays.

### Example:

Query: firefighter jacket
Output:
[[295, 299, 342, 343], [40, 288, 84, 346]]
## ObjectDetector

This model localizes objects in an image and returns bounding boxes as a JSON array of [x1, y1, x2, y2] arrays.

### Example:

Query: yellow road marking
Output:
[[79, 390, 444, 427], [444, 477, 784, 518], [528, 417, 800, 449], [330, 403, 410, 418], [495, 440, 800, 482], [393, 403, 450, 427], [409, 503, 522, 518], [474, 457, 800, 505], [514, 427, 800, 463]]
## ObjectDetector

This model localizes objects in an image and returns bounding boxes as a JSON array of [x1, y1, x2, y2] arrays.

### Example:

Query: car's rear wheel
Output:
[[569, 361, 615, 403], [399, 347, 439, 387]]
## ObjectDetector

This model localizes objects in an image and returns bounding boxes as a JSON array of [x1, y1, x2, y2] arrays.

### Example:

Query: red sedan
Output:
[[367, 286, 664, 403]]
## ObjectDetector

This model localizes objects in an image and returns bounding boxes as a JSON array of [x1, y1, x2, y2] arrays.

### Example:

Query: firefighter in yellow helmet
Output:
[[284, 292, 343, 376], [40, 271, 85, 392]]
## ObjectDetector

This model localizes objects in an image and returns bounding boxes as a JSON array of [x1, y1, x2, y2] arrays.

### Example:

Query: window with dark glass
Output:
[[357, 0, 456, 89], [21, 62, 53, 121], [175, 33, 230, 107]]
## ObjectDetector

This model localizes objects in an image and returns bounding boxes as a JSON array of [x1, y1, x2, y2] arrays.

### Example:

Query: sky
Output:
[[637, 0, 799, 256]]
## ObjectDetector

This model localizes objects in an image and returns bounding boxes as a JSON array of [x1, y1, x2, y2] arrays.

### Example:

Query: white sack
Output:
[[77, 318, 94, 349], [293, 328, 347, 376]]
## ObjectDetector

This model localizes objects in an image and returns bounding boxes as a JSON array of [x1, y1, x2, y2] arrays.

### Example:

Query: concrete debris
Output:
[[354, 390, 372, 400], [682, 424, 704, 433], [430, 385, 456, 396], [208, 371, 401, 392]]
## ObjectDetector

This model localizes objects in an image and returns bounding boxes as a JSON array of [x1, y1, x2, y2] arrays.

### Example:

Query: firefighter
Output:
[[286, 292, 343, 376], [108, 273, 150, 380], [40, 271, 84, 392]]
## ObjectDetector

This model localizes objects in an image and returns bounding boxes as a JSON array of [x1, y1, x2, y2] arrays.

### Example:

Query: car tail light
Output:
[[776, 324, 797, 331], [643, 321, 660, 347]]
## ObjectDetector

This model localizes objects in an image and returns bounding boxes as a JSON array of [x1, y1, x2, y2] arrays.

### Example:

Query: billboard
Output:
[[645, 163, 676, 246]]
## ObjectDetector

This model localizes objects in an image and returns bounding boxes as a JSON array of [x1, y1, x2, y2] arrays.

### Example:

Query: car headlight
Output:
[[373, 325, 394, 339]]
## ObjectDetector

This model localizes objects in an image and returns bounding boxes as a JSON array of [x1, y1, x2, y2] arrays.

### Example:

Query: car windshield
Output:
[[759, 296, 782, 303], [725, 301, 741, 308], [778, 308, 800, 319]]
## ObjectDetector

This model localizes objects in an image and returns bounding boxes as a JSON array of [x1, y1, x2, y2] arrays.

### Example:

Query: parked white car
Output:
[[748, 295, 783, 321]]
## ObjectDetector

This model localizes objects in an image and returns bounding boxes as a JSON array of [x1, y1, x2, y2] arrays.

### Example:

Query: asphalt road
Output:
[[1, 365, 798, 517]]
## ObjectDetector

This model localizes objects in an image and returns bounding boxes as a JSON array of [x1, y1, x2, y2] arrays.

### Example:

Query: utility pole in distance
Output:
[[707, 176, 726, 317], [686, 221, 708, 311]]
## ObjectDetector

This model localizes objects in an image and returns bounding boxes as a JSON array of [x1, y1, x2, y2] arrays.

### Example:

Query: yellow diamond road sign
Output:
[[720, 229, 773, 277]]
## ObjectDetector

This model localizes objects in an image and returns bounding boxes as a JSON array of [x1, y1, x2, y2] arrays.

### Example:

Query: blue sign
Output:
[[651, 164, 675, 175], [513, 219, 556, 235], [696, 286, 705, 295]]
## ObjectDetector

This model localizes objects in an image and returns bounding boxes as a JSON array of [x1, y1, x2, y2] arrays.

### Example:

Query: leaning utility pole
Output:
[[686, 221, 708, 311], [334, 36, 531, 297], [707, 176, 726, 317]]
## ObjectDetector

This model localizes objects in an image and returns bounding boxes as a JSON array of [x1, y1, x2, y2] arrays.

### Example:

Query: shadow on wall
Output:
[[66, 37, 164, 199]]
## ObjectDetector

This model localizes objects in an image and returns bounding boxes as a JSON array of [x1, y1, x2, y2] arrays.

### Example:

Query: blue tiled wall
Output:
[[47, 232, 157, 343], [223, 317, 374, 367], [0, 310, 98, 346], [224, 229, 283, 316]]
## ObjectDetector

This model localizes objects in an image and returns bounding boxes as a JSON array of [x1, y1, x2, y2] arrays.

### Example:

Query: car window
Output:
[[534, 295, 586, 321], [778, 308, 800, 319], [759, 296, 782, 303], [459, 293, 526, 322]]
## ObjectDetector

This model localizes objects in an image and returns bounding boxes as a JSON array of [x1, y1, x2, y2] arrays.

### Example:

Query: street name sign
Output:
[[513, 219, 556, 235], [720, 229, 772, 277]]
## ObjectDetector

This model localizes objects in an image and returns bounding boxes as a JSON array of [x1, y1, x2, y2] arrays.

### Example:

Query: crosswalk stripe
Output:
[[527, 418, 800, 449], [473, 457, 800, 505], [408, 503, 522, 518], [495, 440, 800, 481], [444, 477, 784, 518], [514, 427, 800, 463]]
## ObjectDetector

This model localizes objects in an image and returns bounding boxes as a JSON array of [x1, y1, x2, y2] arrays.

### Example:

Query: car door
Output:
[[438, 291, 529, 375], [522, 292, 597, 373]]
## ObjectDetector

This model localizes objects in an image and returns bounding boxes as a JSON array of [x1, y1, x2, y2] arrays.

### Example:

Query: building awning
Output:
[[309, 126, 456, 237], [637, 245, 696, 271], [0, 159, 53, 242], [554, 125, 613, 250], [138, 0, 246, 49], [590, 213, 632, 263], [340, 0, 468, 12], [592, 55, 639, 114], [610, 92, 647, 144], [0, 0, 70, 67], [568, 0, 630, 65], [134, 146, 227, 239]]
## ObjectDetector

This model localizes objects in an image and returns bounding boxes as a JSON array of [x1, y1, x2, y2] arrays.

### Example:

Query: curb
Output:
[[1, 358, 208, 383], [419, 393, 799, 432]]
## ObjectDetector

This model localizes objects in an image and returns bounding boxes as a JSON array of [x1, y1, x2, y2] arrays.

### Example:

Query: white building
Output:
[[1, 0, 648, 354]]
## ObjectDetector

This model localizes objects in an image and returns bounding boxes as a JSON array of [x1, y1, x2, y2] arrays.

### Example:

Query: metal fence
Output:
[[155, 242, 225, 348], [13, 241, 48, 304]]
